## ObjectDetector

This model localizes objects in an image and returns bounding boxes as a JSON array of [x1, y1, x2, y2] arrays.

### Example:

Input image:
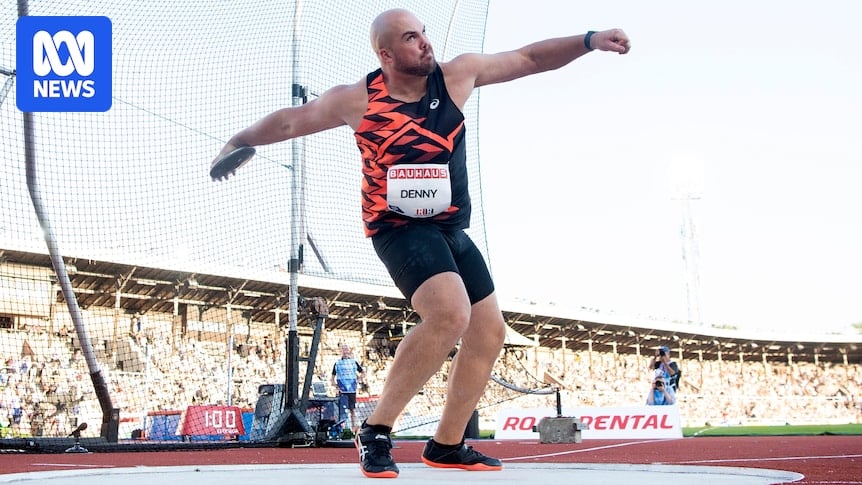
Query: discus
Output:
[[210, 145, 256, 180]]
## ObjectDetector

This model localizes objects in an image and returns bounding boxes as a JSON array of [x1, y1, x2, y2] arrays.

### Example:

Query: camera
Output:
[[658, 349, 666, 357], [654, 380, 663, 388]]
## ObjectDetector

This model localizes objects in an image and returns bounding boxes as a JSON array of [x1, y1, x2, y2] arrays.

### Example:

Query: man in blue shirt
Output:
[[332, 344, 366, 429]]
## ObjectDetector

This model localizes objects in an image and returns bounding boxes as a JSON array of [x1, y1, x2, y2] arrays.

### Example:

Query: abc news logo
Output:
[[33, 30, 96, 98], [17, 16, 112, 112]]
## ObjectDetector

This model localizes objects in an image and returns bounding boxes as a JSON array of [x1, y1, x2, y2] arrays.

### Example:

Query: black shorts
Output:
[[339, 392, 357, 410], [371, 223, 494, 304]]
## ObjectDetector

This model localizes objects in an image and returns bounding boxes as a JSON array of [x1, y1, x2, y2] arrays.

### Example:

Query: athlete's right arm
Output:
[[213, 80, 366, 164]]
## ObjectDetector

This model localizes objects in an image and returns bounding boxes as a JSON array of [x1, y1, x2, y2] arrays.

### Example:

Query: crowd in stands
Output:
[[0, 330, 90, 437], [1, 321, 861, 439]]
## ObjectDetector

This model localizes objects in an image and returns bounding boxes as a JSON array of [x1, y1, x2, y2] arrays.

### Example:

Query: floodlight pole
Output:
[[677, 192, 703, 326]]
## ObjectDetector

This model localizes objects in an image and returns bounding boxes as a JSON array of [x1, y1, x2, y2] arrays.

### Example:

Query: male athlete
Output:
[[213, 8, 630, 478]]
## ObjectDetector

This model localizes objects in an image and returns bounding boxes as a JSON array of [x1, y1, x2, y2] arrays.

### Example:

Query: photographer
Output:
[[649, 346, 681, 392], [646, 371, 676, 406]]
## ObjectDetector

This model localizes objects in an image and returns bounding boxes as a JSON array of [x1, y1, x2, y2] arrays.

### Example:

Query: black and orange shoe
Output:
[[421, 439, 502, 471], [355, 424, 399, 478]]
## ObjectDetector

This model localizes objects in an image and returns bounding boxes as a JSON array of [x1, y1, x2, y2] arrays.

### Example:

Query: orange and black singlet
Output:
[[355, 65, 470, 237]]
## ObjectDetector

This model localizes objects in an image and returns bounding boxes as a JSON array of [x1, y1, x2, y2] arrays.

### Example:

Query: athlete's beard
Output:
[[394, 51, 437, 77]]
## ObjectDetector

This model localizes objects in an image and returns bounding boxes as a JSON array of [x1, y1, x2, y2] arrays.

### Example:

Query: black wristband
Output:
[[585, 31, 596, 51]]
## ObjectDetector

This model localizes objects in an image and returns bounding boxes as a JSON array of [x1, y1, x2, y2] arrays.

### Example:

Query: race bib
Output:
[[386, 163, 452, 218]]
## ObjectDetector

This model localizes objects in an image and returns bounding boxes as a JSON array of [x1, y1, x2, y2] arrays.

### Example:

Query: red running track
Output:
[[1, 436, 859, 484]]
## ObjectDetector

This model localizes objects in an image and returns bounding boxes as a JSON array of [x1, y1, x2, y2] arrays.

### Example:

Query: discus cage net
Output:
[[0, 0, 556, 449]]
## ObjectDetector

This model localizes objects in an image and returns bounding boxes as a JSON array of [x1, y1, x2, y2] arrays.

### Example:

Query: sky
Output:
[[477, 1, 862, 334]]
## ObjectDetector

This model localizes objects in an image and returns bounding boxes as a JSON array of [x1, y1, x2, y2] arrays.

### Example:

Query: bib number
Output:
[[386, 163, 452, 218]]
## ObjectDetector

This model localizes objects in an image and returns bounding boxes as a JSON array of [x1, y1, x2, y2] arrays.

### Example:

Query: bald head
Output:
[[369, 8, 436, 76], [370, 8, 420, 53]]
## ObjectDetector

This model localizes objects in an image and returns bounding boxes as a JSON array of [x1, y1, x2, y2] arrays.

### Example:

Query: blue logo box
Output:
[[16, 16, 112, 112]]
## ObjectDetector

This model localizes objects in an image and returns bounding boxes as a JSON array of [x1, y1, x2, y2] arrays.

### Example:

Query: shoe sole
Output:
[[356, 434, 399, 478], [421, 456, 502, 471], [359, 467, 399, 479]]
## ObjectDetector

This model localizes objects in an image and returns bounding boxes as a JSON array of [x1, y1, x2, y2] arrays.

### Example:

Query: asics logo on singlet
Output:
[[429, 98, 440, 109]]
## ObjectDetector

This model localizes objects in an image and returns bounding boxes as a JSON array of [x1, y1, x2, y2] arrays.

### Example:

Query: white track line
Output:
[[676, 454, 862, 465], [502, 439, 676, 461]]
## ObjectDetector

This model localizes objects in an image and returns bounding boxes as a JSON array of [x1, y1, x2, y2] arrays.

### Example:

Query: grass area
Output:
[[684, 423, 862, 437]]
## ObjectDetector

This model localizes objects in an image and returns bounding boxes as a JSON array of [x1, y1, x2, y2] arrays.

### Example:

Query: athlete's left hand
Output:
[[593, 29, 631, 54]]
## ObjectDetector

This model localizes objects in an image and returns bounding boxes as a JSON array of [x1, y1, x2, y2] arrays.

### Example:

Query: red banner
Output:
[[181, 405, 245, 436]]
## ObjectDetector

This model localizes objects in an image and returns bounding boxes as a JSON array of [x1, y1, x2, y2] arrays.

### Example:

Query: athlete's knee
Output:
[[488, 318, 506, 348], [464, 301, 506, 352], [412, 273, 472, 335], [424, 302, 471, 336], [481, 317, 506, 351]]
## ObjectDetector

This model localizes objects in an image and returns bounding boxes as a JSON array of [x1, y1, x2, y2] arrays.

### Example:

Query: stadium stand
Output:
[[1, 249, 860, 442]]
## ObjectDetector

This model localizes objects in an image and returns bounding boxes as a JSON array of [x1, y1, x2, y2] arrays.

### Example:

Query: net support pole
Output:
[[284, 80, 307, 417], [265, 0, 314, 445], [270, 85, 314, 444], [18, 0, 119, 443]]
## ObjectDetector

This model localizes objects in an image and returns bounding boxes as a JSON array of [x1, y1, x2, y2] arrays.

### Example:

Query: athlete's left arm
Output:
[[443, 29, 629, 105]]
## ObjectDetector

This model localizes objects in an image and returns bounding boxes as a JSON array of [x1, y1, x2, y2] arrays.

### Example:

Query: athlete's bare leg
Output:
[[433, 292, 505, 444], [364, 271, 475, 428], [363, 271, 505, 443]]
